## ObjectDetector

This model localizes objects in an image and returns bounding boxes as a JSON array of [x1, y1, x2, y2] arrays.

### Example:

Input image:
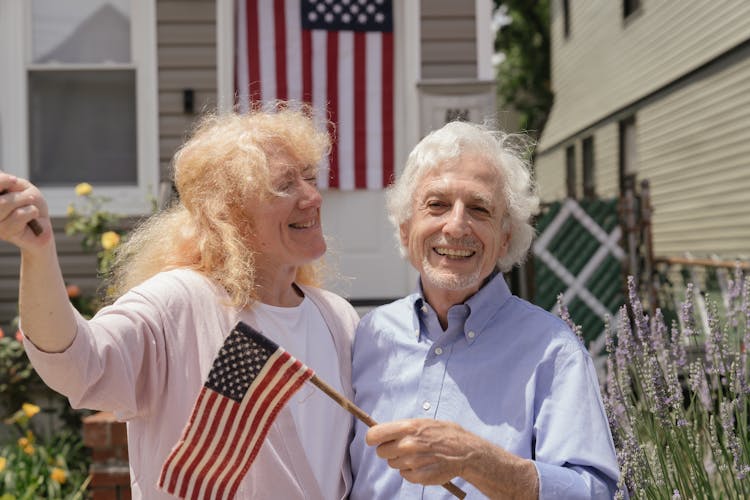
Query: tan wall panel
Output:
[[637, 56, 750, 258], [420, 0, 476, 79], [160, 137, 185, 162], [421, 64, 476, 79], [421, 0, 474, 17], [422, 41, 476, 63], [158, 47, 216, 68], [157, 1, 215, 22], [542, 0, 750, 149], [159, 69, 217, 91], [535, 147, 566, 202], [422, 19, 476, 40], [158, 24, 215, 45], [159, 90, 218, 114], [161, 115, 200, 137], [595, 124, 619, 199]]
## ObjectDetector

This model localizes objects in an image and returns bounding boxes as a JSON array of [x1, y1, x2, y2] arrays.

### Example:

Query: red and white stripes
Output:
[[235, 0, 394, 190]]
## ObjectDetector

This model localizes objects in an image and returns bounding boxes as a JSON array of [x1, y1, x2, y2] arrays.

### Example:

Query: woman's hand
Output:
[[0, 173, 51, 250]]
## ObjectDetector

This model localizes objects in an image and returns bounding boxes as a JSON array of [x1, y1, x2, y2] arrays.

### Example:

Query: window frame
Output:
[[0, 0, 159, 216]]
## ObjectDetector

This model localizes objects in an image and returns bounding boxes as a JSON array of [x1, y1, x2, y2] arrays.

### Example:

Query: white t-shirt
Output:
[[244, 296, 349, 500]]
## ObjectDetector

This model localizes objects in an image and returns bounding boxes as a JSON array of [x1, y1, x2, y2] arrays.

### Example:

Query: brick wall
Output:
[[82, 411, 131, 500]]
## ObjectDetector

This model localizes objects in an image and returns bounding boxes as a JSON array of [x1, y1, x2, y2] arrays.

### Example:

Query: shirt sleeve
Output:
[[23, 283, 171, 421], [532, 345, 620, 499]]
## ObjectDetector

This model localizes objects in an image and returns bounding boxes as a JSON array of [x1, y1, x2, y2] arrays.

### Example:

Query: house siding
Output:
[[542, 0, 750, 150], [156, 0, 218, 180], [421, 0, 476, 79], [536, 1, 750, 259], [638, 52, 750, 256]]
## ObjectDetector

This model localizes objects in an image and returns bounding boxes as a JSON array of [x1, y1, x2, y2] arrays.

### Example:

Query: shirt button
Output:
[[467, 331, 476, 339], [422, 401, 431, 411], [421, 305, 428, 313], [414, 329, 420, 338], [434, 347, 443, 355]]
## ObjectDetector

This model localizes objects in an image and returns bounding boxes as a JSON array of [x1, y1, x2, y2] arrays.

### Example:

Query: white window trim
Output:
[[0, 0, 159, 217], [475, 0, 493, 80]]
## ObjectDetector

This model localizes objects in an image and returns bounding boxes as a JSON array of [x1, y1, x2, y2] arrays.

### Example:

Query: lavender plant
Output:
[[603, 270, 750, 498]]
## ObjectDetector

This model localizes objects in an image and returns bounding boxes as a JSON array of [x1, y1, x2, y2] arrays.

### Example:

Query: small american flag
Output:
[[236, 0, 395, 190], [157, 322, 314, 499]]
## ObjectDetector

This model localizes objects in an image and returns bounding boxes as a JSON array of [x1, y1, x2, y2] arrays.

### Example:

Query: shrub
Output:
[[604, 271, 749, 498], [0, 404, 89, 499]]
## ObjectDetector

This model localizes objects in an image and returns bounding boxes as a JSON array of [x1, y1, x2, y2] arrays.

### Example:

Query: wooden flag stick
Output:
[[309, 374, 467, 499]]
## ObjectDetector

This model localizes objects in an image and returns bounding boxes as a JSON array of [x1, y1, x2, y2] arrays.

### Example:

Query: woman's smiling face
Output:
[[248, 156, 326, 273]]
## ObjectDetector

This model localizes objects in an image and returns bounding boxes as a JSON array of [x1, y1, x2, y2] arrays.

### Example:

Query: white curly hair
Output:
[[385, 120, 539, 272]]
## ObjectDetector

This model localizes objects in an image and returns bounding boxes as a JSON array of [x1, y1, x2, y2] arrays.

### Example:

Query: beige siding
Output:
[[535, 147, 566, 201], [542, 0, 750, 149], [595, 123, 619, 199], [421, 0, 476, 79], [535, 123, 619, 203], [157, 0, 218, 180], [638, 55, 750, 258]]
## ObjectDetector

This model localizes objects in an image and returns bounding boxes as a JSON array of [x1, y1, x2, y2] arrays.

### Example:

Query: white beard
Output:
[[420, 258, 483, 291], [420, 234, 483, 291]]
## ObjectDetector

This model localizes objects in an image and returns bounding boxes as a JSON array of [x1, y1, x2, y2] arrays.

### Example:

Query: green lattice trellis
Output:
[[533, 198, 625, 353]]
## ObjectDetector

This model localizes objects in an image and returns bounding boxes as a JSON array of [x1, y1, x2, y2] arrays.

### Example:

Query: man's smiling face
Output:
[[400, 154, 510, 301]]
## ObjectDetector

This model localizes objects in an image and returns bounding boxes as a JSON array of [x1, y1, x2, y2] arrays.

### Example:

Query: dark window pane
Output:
[[28, 69, 136, 186], [565, 144, 576, 199], [623, 0, 641, 19], [583, 136, 595, 199]]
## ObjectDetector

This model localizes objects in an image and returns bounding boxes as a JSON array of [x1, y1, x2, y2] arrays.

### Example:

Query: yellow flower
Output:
[[23, 444, 34, 455], [101, 231, 121, 250], [22, 403, 40, 418], [0, 456, 6, 472], [74, 182, 93, 196], [18, 437, 29, 448], [66, 204, 76, 216], [50, 467, 68, 484]]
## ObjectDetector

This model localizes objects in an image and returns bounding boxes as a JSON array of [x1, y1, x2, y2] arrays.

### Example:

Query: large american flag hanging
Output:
[[157, 322, 314, 499], [236, 0, 394, 190]]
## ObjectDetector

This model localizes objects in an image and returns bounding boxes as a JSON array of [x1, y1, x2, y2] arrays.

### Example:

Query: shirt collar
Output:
[[411, 270, 513, 342]]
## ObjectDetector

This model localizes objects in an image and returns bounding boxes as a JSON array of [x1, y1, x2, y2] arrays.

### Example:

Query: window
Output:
[[0, 0, 158, 216], [562, 0, 571, 39], [619, 116, 637, 193], [582, 136, 595, 199], [623, 0, 641, 20], [565, 144, 577, 199]]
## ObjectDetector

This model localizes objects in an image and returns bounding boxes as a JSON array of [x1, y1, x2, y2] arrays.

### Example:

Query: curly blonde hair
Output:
[[106, 105, 331, 307]]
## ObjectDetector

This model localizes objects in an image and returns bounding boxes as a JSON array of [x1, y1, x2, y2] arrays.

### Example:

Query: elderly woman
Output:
[[0, 107, 358, 499]]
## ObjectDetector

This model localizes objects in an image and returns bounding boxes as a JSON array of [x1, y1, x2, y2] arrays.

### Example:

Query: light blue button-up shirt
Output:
[[350, 272, 620, 499]]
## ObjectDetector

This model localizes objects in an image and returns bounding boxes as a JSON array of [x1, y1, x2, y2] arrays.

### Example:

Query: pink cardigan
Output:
[[24, 269, 359, 499]]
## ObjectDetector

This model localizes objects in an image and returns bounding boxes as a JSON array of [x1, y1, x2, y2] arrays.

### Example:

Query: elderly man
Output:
[[349, 121, 620, 499]]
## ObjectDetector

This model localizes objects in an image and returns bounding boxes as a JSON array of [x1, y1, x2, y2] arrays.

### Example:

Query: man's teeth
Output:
[[435, 247, 474, 258], [291, 220, 315, 229]]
